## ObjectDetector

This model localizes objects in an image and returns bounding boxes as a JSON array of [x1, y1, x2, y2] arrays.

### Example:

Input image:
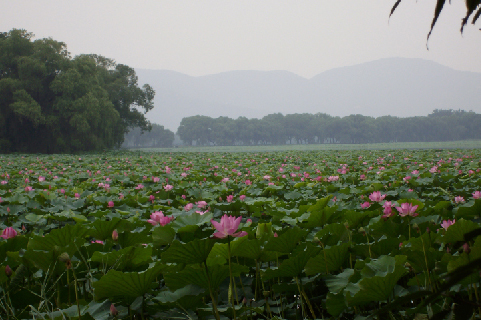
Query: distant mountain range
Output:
[[135, 58, 481, 132]]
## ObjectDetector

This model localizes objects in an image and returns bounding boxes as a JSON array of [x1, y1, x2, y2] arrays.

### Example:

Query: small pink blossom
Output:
[[147, 211, 173, 226], [74, 193, 80, 199], [454, 196, 465, 203], [196, 209, 209, 215], [368, 191, 385, 202], [211, 215, 247, 238], [164, 184, 173, 191], [184, 203, 194, 211], [135, 184, 144, 190], [328, 176, 339, 182], [107, 201, 114, 208], [239, 195, 246, 201], [197, 200, 208, 208], [472, 191, 481, 199], [395, 203, 419, 217], [361, 201, 371, 209], [226, 195, 234, 203], [0, 227, 17, 239], [359, 174, 366, 180], [441, 219, 455, 231], [245, 179, 252, 185]]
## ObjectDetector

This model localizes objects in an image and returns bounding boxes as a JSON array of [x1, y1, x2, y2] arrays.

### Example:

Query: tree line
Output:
[[0, 29, 154, 153], [122, 124, 174, 148], [176, 109, 481, 146]]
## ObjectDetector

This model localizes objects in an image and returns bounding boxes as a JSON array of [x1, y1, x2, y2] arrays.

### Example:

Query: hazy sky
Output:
[[2, 0, 480, 78]]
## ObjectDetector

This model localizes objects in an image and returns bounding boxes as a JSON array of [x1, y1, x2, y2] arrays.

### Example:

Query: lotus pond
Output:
[[0, 149, 481, 320]]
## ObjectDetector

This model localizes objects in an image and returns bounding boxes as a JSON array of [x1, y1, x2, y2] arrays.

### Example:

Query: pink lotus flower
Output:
[[1, 227, 17, 239], [368, 191, 385, 202], [239, 195, 246, 201], [382, 201, 393, 218], [359, 174, 366, 180], [38, 176, 45, 182], [149, 195, 155, 201], [245, 180, 252, 185], [441, 219, 455, 231], [211, 215, 248, 239], [196, 201, 208, 208], [263, 175, 271, 180], [454, 196, 465, 203], [221, 177, 229, 183], [184, 203, 194, 211], [395, 203, 419, 217], [472, 191, 481, 199], [135, 184, 144, 190], [429, 166, 438, 173], [226, 195, 234, 203], [74, 193, 80, 199], [25, 186, 34, 192], [147, 211, 173, 226], [164, 184, 173, 191], [152, 177, 160, 183], [361, 201, 371, 209], [196, 210, 209, 215], [107, 201, 114, 208], [91, 240, 104, 244], [328, 176, 339, 182], [112, 229, 119, 241], [403, 176, 411, 182]]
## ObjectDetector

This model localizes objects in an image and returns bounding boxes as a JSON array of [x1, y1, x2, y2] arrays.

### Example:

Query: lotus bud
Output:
[[110, 303, 118, 316], [463, 243, 470, 254], [5, 265, 12, 277], [58, 252, 70, 263], [112, 229, 119, 241]]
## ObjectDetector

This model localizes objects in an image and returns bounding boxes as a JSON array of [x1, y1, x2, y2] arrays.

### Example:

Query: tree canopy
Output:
[[391, 0, 481, 40], [176, 110, 481, 146], [0, 29, 154, 153]]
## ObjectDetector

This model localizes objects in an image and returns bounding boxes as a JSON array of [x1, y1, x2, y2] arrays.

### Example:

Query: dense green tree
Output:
[[175, 110, 481, 146], [0, 29, 154, 153], [123, 124, 174, 148]]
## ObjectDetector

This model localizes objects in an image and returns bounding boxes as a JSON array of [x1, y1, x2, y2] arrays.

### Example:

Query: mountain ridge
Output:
[[135, 58, 481, 132]]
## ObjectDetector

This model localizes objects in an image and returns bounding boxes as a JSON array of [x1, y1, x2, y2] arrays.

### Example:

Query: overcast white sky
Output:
[[2, 0, 480, 78]]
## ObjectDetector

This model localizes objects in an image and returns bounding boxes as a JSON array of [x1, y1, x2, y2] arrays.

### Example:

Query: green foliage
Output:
[[0, 29, 155, 153], [175, 110, 481, 146], [0, 149, 480, 319]]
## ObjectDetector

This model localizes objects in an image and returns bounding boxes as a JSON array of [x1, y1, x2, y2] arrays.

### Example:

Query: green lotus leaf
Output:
[[231, 237, 262, 260], [163, 263, 248, 291], [325, 268, 355, 294], [88, 217, 121, 240], [90, 245, 152, 270], [284, 191, 302, 200], [93, 263, 164, 305], [305, 242, 350, 275], [162, 238, 215, 264], [171, 211, 214, 232], [326, 291, 348, 317], [152, 225, 176, 246], [315, 223, 350, 246], [264, 227, 308, 254], [443, 219, 480, 244], [263, 244, 320, 280], [27, 224, 87, 256], [117, 229, 151, 248]]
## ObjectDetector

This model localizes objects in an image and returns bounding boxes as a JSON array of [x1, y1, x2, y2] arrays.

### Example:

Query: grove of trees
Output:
[[0, 29, 154, 153], [176, 109, 481, 146], [122, 124, 175, 148]]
